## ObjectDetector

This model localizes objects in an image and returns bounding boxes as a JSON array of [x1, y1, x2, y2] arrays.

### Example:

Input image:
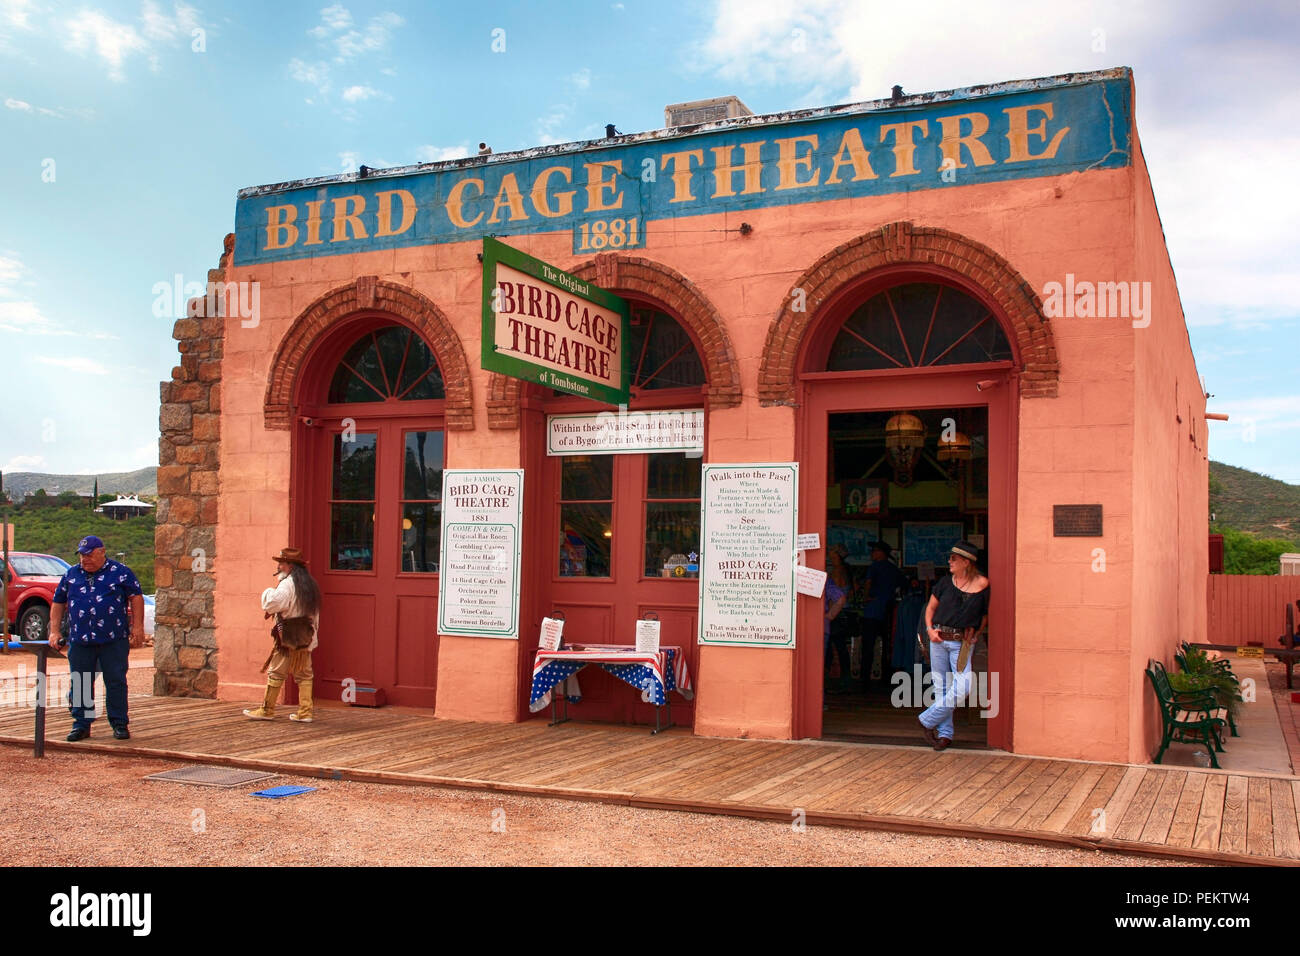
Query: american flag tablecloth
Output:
[[529, 645, 694, 713]]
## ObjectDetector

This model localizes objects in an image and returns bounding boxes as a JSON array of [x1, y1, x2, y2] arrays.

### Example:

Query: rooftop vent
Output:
[[665, 95, 753, 128]]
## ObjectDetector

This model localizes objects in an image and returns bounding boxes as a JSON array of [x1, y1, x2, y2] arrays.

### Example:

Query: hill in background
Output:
[[1, 467, 157, 499], [1209, 461, 1300, 545]]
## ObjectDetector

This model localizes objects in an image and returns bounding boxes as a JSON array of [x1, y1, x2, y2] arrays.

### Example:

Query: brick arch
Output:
[[264, 276, 474, 430], [759, 221, 1059, 404], [486, 253, 741, 430]]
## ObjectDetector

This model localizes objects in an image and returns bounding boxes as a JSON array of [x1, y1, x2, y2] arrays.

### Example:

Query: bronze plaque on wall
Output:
[[1053, 504, 1103, 537]]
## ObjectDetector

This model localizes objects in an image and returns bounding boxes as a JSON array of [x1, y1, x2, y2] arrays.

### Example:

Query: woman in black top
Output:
[[918, 541, 989, 750]]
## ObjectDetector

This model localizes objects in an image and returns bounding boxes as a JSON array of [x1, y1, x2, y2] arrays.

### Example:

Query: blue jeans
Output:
[[919, 640, 972, 741], [66, 638, 130, 731]]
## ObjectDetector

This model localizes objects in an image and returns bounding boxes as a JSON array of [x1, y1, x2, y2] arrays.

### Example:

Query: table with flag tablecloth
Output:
[[529, 644, 693, 733]]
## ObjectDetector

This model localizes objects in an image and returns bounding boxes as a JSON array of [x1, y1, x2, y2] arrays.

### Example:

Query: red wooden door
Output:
[[539, 447, 700, 727], [303, 413, 443, 708]]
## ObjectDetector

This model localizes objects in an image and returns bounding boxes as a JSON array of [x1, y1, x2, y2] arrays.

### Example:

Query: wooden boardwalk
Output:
[[2, 695, 1297, 865]]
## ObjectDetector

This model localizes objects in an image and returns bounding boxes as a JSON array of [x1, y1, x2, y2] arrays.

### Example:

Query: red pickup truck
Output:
[[2, 551, 71, 642]]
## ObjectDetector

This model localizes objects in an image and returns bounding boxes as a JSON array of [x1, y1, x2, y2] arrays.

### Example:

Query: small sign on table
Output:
[[539, 617, 564, 652], [635, 619, 661, 653]]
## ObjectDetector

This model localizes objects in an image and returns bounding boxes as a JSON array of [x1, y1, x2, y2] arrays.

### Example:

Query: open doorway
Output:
[[821, 408, 991, 747]]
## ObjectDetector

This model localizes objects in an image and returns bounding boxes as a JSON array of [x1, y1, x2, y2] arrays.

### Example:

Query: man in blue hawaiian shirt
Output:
[[48, 535, 145, 741]]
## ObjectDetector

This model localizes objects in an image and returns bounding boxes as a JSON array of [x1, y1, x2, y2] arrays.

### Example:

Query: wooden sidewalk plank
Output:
[[1192, 774, 1228, 851], [806, 748, 931, 810], [991, 761, 1069, 829], [1097, 767, 1147, 840], [1165, 772, 1208, 849], [891, 754, 1000, 819], [968, 760, 1048, 826], [944, 759, 1032, 823], [1217, 775, 1249, 855], [1246, 776, 1274, 859], [1059, 764, 1126, 837], [1138, 770, 1187, 846], [1041, 764, 1106, 833], [1112, 769, 1164, 842], [1020, 761, 1089, 831], [1273, 779, 1300, 860], [729, 747, 863, 804], [930, 756, 1015, 819]]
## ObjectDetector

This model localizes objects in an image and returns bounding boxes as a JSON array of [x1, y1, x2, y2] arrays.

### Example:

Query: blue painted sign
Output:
[[233, 73, 1131, 267]]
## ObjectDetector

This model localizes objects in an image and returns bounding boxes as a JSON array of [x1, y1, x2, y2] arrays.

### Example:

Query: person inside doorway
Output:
[[918, 541, 989, 751], [824, 544, 853, 694], [860, 541, 905, 690]]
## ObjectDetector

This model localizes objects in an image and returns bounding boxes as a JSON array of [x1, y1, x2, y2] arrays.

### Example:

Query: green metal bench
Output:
[[1146, 659, 1228, 769]]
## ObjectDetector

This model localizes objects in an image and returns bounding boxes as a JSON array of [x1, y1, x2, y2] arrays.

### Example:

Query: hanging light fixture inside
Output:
[[937, 429, 972, 480], [884, 412, 925, 487]]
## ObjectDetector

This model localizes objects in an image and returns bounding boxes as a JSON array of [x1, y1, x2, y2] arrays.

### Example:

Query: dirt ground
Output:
[[0, 745, 1195, 867]]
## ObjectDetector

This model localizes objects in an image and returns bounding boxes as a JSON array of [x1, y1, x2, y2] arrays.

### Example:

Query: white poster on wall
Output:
[[698, 463, 798, 648], [437, 469, 524, 639]]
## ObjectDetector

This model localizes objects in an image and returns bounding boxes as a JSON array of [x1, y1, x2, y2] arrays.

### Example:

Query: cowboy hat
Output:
[[272, 547, 308, 566]]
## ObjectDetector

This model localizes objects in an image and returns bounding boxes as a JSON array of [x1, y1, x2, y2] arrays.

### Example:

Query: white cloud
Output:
[[306, 5, 403, 62], [338, 150, 360, 172], [60, 3, 205, 81], [0, 300, 52, 331], [310, 3, 353, 38], [0, 253, 23, 293], [415, 144, 470, 162], [570, 67, 591, 91], [0, 0, 34, 30], [2, 454, 46, 472], [140, 0, 200, 43], [341, 83, 381, 102], [63, 9, 148, 81], [4, 96, 30, 110], [289, 57, 330, 95], [35, 355, 110, 375]]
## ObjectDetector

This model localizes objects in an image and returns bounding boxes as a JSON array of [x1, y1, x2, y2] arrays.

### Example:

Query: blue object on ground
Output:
[[4, 641, 23, 649], [251, 785, 316, 799]]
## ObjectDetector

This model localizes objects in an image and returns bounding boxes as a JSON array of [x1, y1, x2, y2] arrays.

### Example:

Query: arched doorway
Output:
[[790, 266, 1023, 748], [528, 302, 708, 727], [290, 317, 448, 708]]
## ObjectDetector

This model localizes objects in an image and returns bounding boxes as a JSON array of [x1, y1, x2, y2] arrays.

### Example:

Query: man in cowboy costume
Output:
[[244, 547, 322, 722]]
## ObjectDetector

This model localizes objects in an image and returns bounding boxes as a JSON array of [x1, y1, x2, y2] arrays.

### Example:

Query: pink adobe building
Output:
[[154, 67, 1208, 764]]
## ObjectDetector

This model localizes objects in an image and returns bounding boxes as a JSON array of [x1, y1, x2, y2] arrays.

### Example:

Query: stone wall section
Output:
[[153, 234, 231, 697]]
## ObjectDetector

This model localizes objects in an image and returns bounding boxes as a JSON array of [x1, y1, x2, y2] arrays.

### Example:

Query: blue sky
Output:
[[1, 0, 1297, 483]]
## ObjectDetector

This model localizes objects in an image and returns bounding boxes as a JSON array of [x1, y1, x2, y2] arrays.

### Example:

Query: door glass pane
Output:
[[560, 456, 612, 500], [560, 503, 612, 577], [331, 504, 375, 571], [331, 432, 376, 571], [401, 503, 440, 572], [333, 433, 377, 499], [400, 430, 443, 573], [559, 456, 612, 577], [647, 453, 701, 499], [644, 454, 700, 577], [403, 431, 444, 499]]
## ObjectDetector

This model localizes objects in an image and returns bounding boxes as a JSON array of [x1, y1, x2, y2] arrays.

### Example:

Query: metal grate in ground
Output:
[[145, 765, 278, 788]]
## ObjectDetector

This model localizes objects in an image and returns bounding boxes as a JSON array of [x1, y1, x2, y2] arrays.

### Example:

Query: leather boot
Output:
[[289, 680, 313, 723], [243, 679, 282, 720]]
